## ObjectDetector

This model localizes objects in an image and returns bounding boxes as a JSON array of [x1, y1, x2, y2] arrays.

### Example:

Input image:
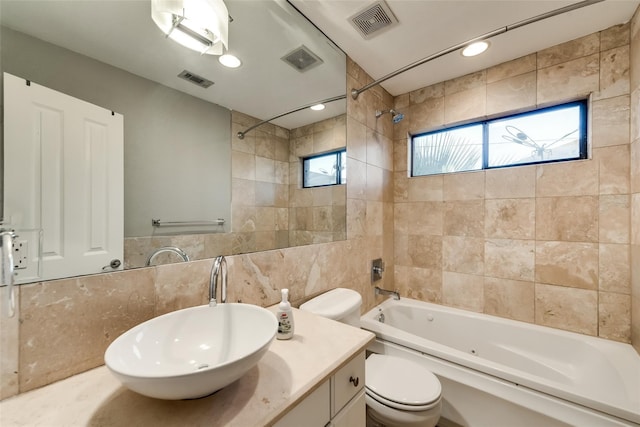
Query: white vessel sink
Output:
[[104, 303, 278, 400]]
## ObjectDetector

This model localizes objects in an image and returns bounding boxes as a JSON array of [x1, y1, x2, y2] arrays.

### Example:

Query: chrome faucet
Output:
[[374, 286, 400, 300], [145, 246, 190, 266], [209, 255, 227, 307]]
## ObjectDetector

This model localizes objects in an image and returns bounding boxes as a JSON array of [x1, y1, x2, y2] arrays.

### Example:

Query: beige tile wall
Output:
[[0, 59, 394, 399], [394, 24, 633, 342], [630, 8, 640, 354], [289, 115, 347, 246]]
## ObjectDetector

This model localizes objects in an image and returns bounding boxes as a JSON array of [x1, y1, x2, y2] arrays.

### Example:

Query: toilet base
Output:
[[365, 394, 441, 427]]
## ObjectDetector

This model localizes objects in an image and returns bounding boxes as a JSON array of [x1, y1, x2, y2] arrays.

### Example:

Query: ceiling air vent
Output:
[[177, 70, 214, 88], [349, 0, 399, 40], [281, 45, 323, 73]]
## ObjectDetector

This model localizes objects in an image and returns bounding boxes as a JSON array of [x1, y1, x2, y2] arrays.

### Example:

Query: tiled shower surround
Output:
[[1, 17, 639, 400]]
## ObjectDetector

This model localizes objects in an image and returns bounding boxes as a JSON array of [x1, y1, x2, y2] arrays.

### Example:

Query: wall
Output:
[[631, 8, 640, 354], [0, 57, 394, 399], [2, 20, 637, 401], [393, 25, 632, 342], [0, 27, 232, 238], [289, 115, 347, 246]]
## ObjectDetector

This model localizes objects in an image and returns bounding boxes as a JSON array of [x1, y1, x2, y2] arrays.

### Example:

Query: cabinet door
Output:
[[331, 389, 366, 427], [332, 352, 365, 416], [274, 380, 330, 427]]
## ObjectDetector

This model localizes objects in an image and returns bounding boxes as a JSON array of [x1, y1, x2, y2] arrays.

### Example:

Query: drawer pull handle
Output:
[[349, 376, 359, 387]]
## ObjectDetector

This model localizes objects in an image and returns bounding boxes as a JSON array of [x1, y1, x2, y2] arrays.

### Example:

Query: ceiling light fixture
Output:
[[218, 54, 242, 68], [151, 0, 228, 55], [310, 104, 325, 111], [461, 41, 490, 57]]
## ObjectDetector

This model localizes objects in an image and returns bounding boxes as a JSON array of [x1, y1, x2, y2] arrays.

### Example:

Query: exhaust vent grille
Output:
[[349, 0, 398, 39], [177, 70, 214, 88], [281, 45, 323, 73]]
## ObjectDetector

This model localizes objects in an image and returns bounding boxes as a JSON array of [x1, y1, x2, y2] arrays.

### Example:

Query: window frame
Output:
[[302, 149, 346, 189], [410, 100, 588, 177]]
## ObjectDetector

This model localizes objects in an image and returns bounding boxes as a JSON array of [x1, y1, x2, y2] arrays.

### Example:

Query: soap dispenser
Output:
[[276, 288, 294, 340]]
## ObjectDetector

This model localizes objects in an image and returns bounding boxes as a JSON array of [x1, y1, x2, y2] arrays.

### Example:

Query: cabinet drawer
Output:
[[275, 379, 330, 427], [331, 352, 365, 417]]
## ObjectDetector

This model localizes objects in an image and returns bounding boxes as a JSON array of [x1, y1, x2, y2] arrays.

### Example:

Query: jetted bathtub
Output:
[[361, 298, 640, 427]]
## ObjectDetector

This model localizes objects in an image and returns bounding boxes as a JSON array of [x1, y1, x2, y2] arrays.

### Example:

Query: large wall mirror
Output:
[[0, 0, 346, 284]]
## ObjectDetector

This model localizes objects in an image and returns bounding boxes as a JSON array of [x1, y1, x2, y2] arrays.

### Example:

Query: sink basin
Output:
[[104, 303, 278, 400]]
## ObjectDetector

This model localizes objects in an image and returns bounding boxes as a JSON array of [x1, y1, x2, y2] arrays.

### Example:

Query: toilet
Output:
[[300, 288, 442, 427]]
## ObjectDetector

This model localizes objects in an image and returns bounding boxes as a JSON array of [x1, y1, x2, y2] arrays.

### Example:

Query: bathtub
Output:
[[361, 298, 640, 427]]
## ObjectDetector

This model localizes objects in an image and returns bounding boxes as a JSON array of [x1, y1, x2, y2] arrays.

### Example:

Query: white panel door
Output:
[[4, 72, 123, 282]]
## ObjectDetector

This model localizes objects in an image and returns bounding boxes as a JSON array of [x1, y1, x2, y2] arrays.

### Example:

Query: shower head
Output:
[[375, 109, 404, 124]]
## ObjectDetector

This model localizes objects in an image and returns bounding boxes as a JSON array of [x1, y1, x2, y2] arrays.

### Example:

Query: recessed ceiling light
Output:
[[310, 104, 325, 111], [218, 54, 242, 68], [462, 41, 489, 57]]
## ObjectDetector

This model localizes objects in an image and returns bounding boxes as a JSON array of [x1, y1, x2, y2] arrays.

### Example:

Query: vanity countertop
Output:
[[0, 307, 374, 427]]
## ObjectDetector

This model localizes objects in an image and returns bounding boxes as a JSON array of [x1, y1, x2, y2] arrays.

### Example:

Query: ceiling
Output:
[[290, 0, 639, 97]]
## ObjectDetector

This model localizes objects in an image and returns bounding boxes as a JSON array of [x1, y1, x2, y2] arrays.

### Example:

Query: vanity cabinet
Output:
[[275, 352, 366, 427]]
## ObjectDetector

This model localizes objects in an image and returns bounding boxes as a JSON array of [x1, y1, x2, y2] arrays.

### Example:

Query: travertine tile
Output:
[[366, 129, 393, 171], [598, 292, 631, 342], [444, 200, 485, 237], [410, 83, 444, 104], [484, 277, 534, 322], [537, 33, 600, 68], [395, 265, 442, 303], [536, 196, 599, 242], [485, 198, 535, 239], [442, 236, 484, 275], [0, 285, 19, 399], [597, 46, 630, 100], [395, 201, 443, 236], [395, 93, 410, 109], [444, 86, 486, 124], [442, 271, 484, 312], [407, 234, 443, 270], [599, 194, 630, 244], [537, 54, 600, 105], [591, 95, 630, 148], [443, 172, 484, 200], [231, 123, 256, 155], [485, 166, 536, 199], [394, 136, 408, 172], [365, 202, 383, 237], [346, 198, 366, 239], [632, 194, 640, 245], [255, 156, 275, 183], [394, 172, 409, 202], [255, 132, 276, 160], [536, 160, 599, 197], [535, 241, 599, 290], [487, 54, 537, 83], [534, 283, 597, 335], [632, 141, 640, 195], [486, 72, 536, 115], [408, 175, 444, 201], [366, 164, 384, 202], [231, 151, 255, 180], [484, 239, 535, 281], [19, 270, 156, 392], [599, 243, 631, 294], [347, 157, 366, 200], [155, 259, 210, 315], [231, 206, 256, 232], [594, 145, 630, 195], [346, 117, 367, 163], [444, 71, 486, 95], [409, 97, 445, 134], [600, 23, 630, 51]]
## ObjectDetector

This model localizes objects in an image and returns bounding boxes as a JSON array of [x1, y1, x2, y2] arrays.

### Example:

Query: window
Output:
[[411, 100, 587, 177], [302, 149, 346, 188]]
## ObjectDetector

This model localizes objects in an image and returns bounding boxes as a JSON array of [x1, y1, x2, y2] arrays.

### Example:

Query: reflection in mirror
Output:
[[0, 0, 346, 283]]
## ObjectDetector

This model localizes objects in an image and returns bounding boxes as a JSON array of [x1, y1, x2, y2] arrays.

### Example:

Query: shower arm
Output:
[[351, 0, 604, 100], [237, 94, 347, 139]]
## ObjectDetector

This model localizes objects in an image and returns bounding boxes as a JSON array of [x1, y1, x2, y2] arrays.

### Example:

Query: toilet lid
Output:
[[366, 354, 441, 408]]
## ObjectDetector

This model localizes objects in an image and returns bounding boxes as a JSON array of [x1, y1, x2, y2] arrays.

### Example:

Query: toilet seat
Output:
[[365, 354, 441, 412]]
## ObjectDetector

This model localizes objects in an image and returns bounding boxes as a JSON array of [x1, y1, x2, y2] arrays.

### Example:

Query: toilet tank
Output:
[[299, 288, 362, 327]]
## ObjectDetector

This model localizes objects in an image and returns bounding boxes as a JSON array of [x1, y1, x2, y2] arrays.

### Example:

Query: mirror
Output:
[[0, 0, 346, 282]]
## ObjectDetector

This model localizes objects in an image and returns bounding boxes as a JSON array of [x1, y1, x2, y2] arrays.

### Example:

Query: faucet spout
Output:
[[209, 255, 227, 307], [145, 246, 189, 266], [374, 286, 400, 301]]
